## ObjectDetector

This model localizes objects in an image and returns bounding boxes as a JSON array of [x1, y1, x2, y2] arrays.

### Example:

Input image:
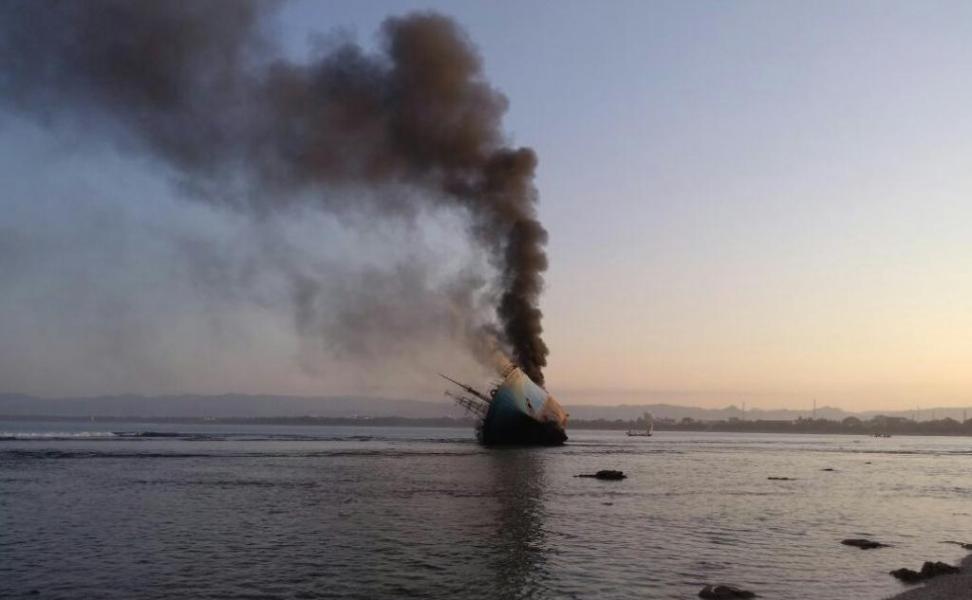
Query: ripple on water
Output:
[[1, 427, 971, 600]]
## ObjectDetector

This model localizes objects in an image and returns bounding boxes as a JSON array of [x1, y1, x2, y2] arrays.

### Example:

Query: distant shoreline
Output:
[[2, 414, 971, 436]]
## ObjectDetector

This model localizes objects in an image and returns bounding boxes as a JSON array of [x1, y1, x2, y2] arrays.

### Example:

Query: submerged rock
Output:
[[842, 538, 889, 549], [889, 569, 922, 584], [699, 584, 757, 599], [890, 561, 960, 583], [576, 470, 627, 480]]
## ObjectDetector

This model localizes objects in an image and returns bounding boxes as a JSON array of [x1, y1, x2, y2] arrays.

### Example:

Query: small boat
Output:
[[627, 412, 654, 437]]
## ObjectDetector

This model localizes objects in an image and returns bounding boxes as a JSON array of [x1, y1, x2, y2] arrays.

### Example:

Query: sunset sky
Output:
[[2, 1, 970, 410]]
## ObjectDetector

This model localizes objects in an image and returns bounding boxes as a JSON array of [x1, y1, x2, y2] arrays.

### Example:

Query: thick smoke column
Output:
[[0, 1, 549, 383]]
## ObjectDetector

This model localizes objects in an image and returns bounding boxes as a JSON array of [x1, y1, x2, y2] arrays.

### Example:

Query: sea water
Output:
[[1, 421, 970, 599]]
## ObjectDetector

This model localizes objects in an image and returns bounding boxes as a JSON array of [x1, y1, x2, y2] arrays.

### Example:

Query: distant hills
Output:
[[0, 393, 462, 419], [0, 392, 969, 422]]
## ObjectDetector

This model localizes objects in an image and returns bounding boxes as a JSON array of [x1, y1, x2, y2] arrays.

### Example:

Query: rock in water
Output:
[[699, 584, 757, 599], [576, 470, 627, 480], [920, 562, 961, 577], [890, 561, 960, 583], [889, 568, 924, 584], [842, 538, 889, 549]]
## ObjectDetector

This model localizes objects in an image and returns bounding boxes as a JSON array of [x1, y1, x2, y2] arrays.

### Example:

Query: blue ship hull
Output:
[[478, 368, 568, 446]]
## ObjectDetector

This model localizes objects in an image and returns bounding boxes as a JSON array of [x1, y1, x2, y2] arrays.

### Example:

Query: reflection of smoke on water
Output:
[[485, 450, 550, 599]]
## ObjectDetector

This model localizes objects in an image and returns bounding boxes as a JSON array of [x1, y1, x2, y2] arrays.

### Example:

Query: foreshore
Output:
[[885, 553, 972, 600]]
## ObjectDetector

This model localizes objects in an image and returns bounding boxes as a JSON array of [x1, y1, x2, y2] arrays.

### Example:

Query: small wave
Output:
[[0, 431, 118, 440], [0, 430, 206, 441], [0, 449, 217, 459], [131, 478, 322, 488]]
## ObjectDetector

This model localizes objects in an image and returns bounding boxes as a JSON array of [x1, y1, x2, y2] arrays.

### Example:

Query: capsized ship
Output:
[[441, 365, 568, 446]]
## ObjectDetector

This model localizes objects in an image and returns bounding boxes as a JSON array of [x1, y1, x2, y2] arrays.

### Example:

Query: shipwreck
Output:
[[442, 365, 568, 446]]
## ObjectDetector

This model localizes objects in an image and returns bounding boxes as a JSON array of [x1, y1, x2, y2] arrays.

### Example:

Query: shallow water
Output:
[[1, 421, 970, 599]]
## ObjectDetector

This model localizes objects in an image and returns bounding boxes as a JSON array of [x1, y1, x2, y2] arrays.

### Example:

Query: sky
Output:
[[2, 1, 971, 410]]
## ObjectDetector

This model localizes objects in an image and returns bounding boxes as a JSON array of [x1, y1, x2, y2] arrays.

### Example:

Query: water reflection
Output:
[[486, 448, 550, 600]]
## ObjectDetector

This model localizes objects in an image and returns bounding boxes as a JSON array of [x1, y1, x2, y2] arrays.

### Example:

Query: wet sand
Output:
[[885, 553, 972, 600]]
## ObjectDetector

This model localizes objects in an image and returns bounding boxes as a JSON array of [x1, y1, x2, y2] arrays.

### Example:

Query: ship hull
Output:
[[479, 368, 568, 446], [479, 406, 567, 445]]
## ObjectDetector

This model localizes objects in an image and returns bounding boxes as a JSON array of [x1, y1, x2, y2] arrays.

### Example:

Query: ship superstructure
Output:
[[442, 365, 568, 446]]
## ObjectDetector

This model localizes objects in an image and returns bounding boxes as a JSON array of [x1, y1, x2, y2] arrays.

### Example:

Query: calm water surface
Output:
[[1, 421, 970, 599]]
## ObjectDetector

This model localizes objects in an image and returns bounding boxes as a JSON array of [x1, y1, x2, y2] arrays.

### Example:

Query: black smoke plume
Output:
[[0, 1, 549, 383]]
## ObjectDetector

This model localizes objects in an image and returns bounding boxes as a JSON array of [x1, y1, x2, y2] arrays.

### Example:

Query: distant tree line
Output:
[[6, 413, 972, 436], [568, 414, 972, 436]]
